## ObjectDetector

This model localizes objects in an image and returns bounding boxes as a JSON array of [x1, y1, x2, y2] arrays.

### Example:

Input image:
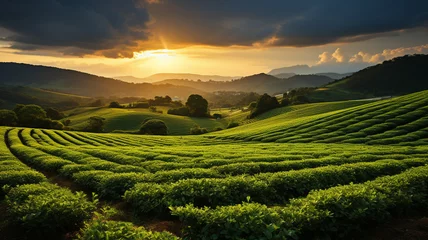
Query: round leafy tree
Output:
[[140, 119, 168, 135], [185, 94, 208, 117]]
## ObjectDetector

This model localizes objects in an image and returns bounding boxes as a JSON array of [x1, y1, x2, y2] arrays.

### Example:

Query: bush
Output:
[[77, 207, 179, 240], [45, 107, 65, 120], [190, 125, 208, 135], [108, 101, 122, 108], [5, 183, 97, 234], [149, 106, 157, 112], [85, 116, 105, 133], [172, 165, 428, 240], [133, 102, 150, 108], [0, 109, 18, 126], [212, 113, 222, 119], [168, 107, 189, 116], [0, 170, 46, 197], [140, 119, 168, 135], [281, 98, 291, 106]]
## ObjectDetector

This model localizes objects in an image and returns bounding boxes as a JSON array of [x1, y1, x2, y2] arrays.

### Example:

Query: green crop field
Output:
[[1, 90, 428, 239], [65, 106, 228, 134]]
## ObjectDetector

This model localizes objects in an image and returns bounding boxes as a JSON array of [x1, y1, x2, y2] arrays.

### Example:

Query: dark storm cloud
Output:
[[0, 0, 151, 57], [0, 0, 427, 57], [147, 0, 428, 47]]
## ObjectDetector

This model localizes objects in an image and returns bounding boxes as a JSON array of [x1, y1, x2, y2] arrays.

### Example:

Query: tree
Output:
[[0, 110, 18, 126], [139, 119, 168, 135], [109, 102, 122, 108], [186, 94, 208, 117], [16, 104, 47, 126], [45, 107, 65, 120], [249, 94, 279, 118], [85, 116, 105, 133]]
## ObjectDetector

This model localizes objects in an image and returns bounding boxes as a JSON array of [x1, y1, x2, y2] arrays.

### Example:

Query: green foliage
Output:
[[45, 107, 65, 120], [249, 93, 279, 118], [85, 116, 105, 133], [16, 104, 47, 126], [5, 183, 97, 234], [77, 207, 179, 240], [167, 107, 190, 116], [186, 94, 208, 117], [0, 109, 18, 126], [172, 165, 428, 239], [190, 125, 208, 135], [140, 119, 168, 135], [125, 160, 418, 214], [108, 101, 123, 108]]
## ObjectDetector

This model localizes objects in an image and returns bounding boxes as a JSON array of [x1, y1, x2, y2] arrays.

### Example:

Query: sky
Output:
[[0, 0, 427, 78]]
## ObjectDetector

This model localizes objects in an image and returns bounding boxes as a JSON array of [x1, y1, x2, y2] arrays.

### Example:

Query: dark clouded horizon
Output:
[[0, 0, 427, 77], [0, 0, 427, 58]]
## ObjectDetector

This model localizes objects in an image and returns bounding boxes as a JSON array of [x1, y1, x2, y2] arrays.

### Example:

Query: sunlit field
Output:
[[1, 90, 428, 239]]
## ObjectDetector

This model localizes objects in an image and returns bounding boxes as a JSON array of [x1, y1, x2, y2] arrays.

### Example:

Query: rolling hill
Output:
[[64, 106, 227, 134], [0, 63, 206, 99], [0, 84, 93, 110], [325, 54, 428, 96], [153, 73, 333, 94], [115, 73, 239, 83], [213, 89, 428, 145]]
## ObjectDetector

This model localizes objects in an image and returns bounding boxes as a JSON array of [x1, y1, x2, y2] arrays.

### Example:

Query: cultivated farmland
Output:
[[1, 90, 428, 239]]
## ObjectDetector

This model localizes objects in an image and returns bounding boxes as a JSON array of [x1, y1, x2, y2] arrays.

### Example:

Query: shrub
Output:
[[212, 113, 222, 119], [167, 107, 190, 116], [149, 106, 157, 112], [85, 116, 105, 133], [140, 119, 168, 135], [0, 170, 46, 197], [172, 165, 428, 240], [133, 102, 150, 108], [108, 101, 122, 108], [0, 109, 18, 126], [45, 107, 65, 120], [190, 125, 208, 135], [77, 207, 179, 240], [5, 183, 97, 234]]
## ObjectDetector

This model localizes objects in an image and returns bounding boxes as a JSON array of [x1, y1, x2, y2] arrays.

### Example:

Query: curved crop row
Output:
[[172, 164, 428, 239], [125, 159, 425, 214]]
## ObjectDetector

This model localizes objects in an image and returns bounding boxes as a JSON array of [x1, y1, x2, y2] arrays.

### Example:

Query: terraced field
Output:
[[214, 90, 428, 145], [1, 90, 428, 239]]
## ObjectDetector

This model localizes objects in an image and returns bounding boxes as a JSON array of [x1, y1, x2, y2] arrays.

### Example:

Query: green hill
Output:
[[0, 63, 205, 98], [315, 54, 428, 100], [212, 90, 428, 145], [0, 84, 93, 110], [65, 107, 228, 134], [154, 73, 333, 95]]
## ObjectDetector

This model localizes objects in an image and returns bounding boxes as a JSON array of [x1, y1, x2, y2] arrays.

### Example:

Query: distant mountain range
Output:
[[269, 64, 362, 77], [273, 72, 352, 80], [154, 73, 333, 94], [0, 63, 206, 98], [115, 73, 240, 83], [0, 63, 334, 98]]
